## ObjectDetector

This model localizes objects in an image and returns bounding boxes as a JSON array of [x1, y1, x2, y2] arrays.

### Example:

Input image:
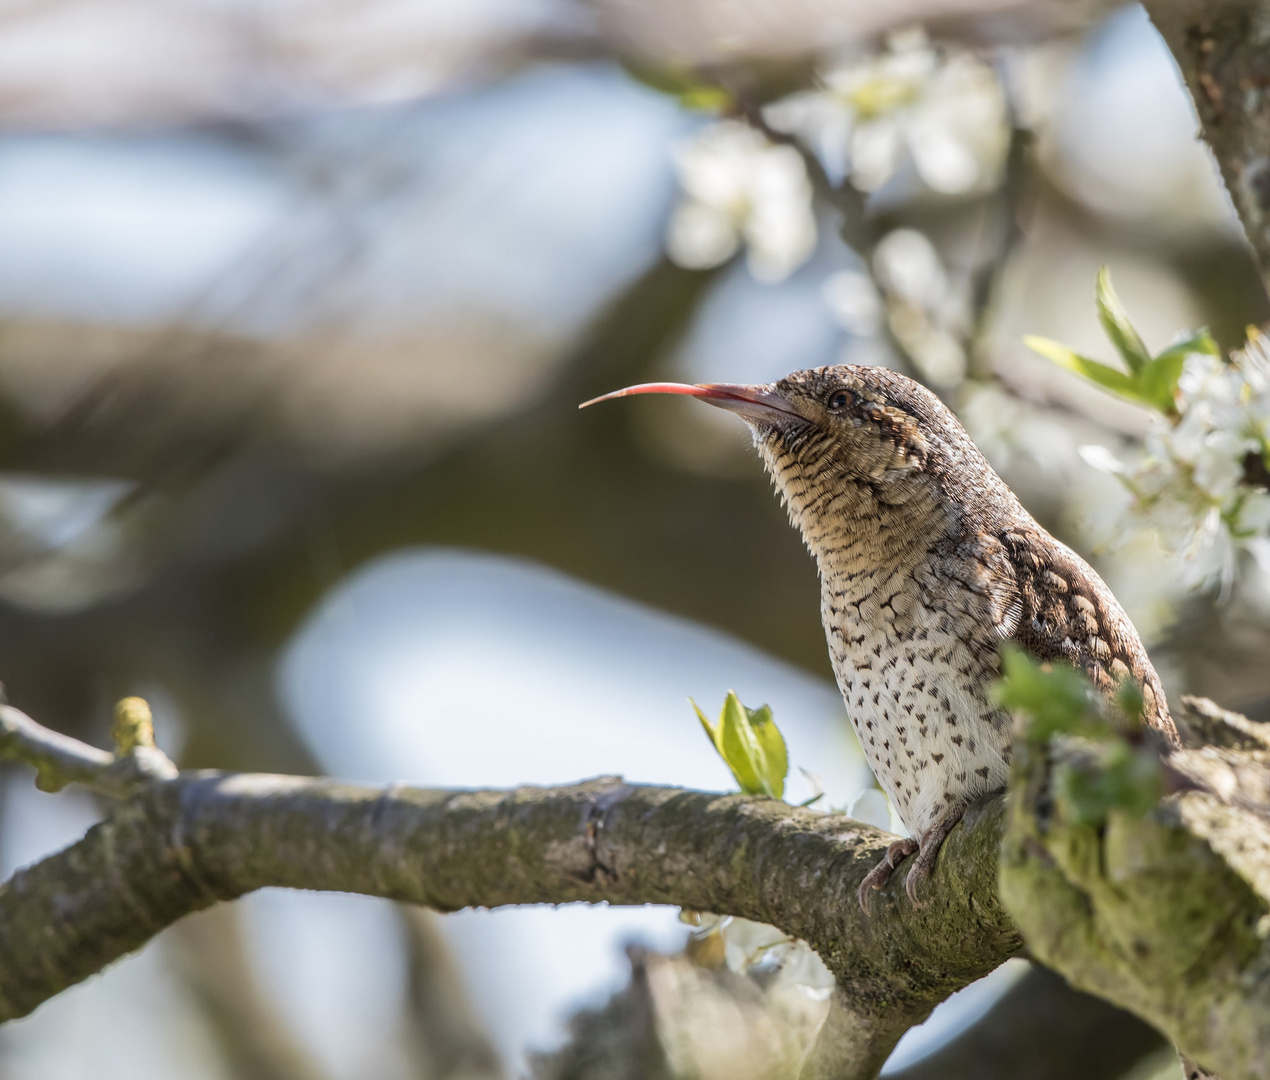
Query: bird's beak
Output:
[[578, 382, 800, 424]]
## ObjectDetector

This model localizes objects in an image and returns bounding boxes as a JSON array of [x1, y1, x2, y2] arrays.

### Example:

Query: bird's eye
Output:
[[828, 390, 852, 410]]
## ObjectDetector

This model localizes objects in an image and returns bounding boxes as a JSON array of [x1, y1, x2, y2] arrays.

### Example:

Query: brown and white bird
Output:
[[582, 365, 1177, 909]]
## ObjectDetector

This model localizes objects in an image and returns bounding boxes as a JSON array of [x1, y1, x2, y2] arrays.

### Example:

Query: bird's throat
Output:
[[754, 434, 950, 587]]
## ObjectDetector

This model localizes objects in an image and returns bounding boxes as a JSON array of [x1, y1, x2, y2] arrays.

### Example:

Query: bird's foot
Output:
[[857, 838, 918, 913], [902, 809, 966, 907]]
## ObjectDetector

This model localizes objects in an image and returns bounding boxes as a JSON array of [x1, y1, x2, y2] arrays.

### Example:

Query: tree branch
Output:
[[1144, 0, 1270, 276], [998, 697, 1270, 1080], [0, 701, 176, 797], [0, 716, 1019, 1078], [886, 965, 1166, 1080], [13, 693, 1270, 1079]]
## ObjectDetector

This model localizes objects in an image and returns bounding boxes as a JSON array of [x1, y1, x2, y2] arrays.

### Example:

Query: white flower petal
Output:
[[1079, 444, 1128, 475], [822, 270, 882, 334], [873, 228, 945, 306], [744, 208, 818, 282], [1236, 490, 1270, 534], [666, 201, 739, 270], [910, 130, 979, 193], [849, 788, 894, 831], [850, 119, 902, 192]]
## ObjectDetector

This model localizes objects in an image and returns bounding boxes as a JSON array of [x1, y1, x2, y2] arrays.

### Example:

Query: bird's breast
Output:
[[820, 563, 1012, 836]]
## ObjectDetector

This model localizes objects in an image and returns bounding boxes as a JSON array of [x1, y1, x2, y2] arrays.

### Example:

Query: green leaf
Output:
[[1113, 679, 1145, 727], [1024, 336, 1138, 398], [1138, 329, 1219, 416], [694, 692, 788, 798], [992, 646, 1103, 744], [1026, 270, 1225, 418], [1137, 355, 1186, 415], [1054, 743, 1162, 826], [994, 646, 1162, 826], [693, 699, 724, 754], [1095, 266, 1151, 374], [620, 62, 733, 112], [746, 701, 788, 799], [720, 693, 768, 796], [717, 693, 760, 793], [1158, 328, 1220, 359]]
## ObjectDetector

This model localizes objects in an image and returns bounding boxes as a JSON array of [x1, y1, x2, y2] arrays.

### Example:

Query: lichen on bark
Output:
[[999, 707, 1270, 1080]]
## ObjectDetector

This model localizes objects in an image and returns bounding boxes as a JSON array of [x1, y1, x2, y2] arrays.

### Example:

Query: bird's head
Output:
[[582, 365, 1004, 559]]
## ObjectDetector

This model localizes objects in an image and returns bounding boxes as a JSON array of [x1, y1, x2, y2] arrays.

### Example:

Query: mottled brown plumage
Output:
[[582, 364, 1176, 909]]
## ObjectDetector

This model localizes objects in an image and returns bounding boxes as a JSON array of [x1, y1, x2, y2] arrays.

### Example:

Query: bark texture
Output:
[[999, 697, 1270, 1080], [1146, 0, 1270, 271]]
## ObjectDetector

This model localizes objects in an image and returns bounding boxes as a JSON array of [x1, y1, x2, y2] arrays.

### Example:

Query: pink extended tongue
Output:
[[579, 380, 800, 420], [578, 383, 714, 409]]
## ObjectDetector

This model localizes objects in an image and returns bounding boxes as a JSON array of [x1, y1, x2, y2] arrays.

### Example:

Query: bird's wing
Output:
[[997, 525, 1177, 743], [922, 532, 1024, 642]]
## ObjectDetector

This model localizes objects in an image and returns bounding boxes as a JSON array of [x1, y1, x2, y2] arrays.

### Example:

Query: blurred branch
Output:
[[887, 965, 1165, 1080], [533, 945, 826, 1080], [1145, 0, 1270, 281], [587, 0, 1113, 67], [0, 709, 1018, 1080], [166, 904, 332, 1080], [966, 110, 1036, 378], [227, 256, 841, 675], [0, 0, 603, 128], [0, 0, 1121, 129], [397, 906, 504, 1080]]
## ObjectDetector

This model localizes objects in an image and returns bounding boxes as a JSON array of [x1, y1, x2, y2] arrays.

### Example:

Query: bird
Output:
[[581, 365, 1178, 910]]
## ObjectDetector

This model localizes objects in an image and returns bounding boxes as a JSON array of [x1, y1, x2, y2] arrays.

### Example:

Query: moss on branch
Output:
[[999, 705, 1270, 1080]]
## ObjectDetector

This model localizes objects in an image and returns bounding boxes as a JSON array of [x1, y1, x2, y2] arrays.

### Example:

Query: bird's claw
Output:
[[885, 838, 917, 869], [904, 861, 929, 907], [857, 838, 918, 914], [902, 815, 961, 907]]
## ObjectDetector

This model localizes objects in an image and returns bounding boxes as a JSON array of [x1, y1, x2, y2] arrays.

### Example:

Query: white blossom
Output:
[[666, 120, 817, 282], [1236, 489, 1270, 534], [821, 270, 882, 335], [871, 228, 968, 386], [1080, 331, 1270, 591], [1079, 443, 1128, 476], [764, 28, 1008, 196]]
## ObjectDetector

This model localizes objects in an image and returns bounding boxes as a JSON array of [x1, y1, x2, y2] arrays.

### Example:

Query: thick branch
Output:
[[1145, 0, 1270, 274], [998, 698, 1270, 1080], [0, 769, 1018, 1076]]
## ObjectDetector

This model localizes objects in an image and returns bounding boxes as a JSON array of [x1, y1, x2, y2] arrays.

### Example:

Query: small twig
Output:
[[0, 701, 177, 798], [0, 705, 114, 794], [965, 117, 1034, 380]]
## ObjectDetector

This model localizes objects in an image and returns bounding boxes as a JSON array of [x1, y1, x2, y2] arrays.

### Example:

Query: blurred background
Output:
[[0, 0, 1267, 1077]]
